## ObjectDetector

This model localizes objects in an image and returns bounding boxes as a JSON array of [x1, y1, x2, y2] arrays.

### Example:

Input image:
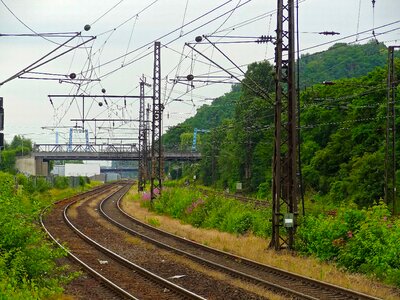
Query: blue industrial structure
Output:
[[192, 128, 210, 151]]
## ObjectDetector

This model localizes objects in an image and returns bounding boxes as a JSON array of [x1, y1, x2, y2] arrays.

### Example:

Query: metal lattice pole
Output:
[[385, 46, 399, 215], [150, 41, 163, 201], [270, 0, 298, 250], [146, 103, 151, 179], [138, 79, 146, 192]]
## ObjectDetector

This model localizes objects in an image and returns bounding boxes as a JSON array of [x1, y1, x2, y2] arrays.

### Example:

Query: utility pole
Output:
[[0, 97, 4, 160], [146, 103, 151, 180], [385, 46, 399, 215], [138, 76, 150, 192], [270, 0, 298, 250], [150, 41, 163, 202]]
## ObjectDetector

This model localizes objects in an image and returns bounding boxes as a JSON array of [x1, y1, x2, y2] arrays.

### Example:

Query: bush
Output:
[[297, 213, 350, 260], [297, 203, 400, 287], [149, 187, 272, 238], [54, 176, 69, 189], [337, 205, 400, 285], [0, 172, 75, 298]]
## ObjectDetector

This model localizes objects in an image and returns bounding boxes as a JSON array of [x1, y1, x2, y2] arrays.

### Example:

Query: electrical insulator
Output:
[[319, 31, 340, 35], [256, 35, 274, 44]]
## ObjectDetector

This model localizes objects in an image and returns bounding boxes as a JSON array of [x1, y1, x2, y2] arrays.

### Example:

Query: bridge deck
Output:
[[33, 144, 201, 161]]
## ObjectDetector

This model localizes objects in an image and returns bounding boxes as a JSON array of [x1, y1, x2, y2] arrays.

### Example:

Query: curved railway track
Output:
[[98, 188, 382, 300], [41, 181, 206, 300]]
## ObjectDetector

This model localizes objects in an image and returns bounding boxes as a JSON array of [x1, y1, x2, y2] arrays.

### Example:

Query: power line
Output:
[[90, 0, 126, 26]]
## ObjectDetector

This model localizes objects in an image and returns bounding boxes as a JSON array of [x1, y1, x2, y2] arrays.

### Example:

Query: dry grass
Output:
[[121, 189, 400, 300]]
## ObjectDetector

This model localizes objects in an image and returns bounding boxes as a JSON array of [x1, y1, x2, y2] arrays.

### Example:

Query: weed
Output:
[[147, 217, 161, 227]]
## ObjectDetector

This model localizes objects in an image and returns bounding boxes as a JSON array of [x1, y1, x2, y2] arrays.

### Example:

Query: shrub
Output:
[[148, 187, 272, 238], [297, 213, 350, 261], [54, 176, 69, 189], [337, 205, 400, 285], [0, 172, 76, 298], [221, 208, 254, 234], [297, 203, 400, 287]]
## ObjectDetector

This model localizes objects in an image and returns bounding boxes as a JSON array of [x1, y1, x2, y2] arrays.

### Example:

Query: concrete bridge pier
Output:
[[16, 156, 49, 176]]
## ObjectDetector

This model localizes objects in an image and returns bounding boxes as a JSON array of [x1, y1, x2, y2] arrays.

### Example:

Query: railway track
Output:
[[41, 181, 206, 300], [97, 188, 382, 300]]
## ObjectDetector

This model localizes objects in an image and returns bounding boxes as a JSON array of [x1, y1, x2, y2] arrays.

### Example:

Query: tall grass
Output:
[[140, 185, 400, 288], [143, 187, 272, 237]]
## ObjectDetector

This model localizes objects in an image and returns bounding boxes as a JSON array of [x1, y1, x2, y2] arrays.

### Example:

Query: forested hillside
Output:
[[163, 42, 400, 208], [298, 40, 394, 87], [164, 41, 396, 149]]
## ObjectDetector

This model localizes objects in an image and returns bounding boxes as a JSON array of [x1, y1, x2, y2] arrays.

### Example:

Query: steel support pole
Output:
[[270, 0, 298, 250], [138, 80, 146, 192], [146, 104, 151, 180], [150, 41, 163, 201], [385, 46, 398, 215]]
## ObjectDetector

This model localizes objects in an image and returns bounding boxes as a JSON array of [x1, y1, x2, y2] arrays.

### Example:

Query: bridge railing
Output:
[[33, 143, 202, 161], [34, 143, 139, 153]]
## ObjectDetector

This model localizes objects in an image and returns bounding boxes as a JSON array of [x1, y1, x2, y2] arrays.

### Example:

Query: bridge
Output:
[[33, 144, 201, 161], [21, 143, 201, 176]]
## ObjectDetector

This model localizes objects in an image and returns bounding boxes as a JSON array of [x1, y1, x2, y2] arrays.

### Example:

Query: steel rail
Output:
[[62, 183, 206, 300], [100, 194, 382, 300], [100, 196, 316, 299], [40, 183, 137, 300]]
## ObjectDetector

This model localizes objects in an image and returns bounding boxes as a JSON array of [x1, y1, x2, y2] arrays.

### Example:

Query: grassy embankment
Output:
[[0, 171, 101, 300], [121, 183, 400, 300]]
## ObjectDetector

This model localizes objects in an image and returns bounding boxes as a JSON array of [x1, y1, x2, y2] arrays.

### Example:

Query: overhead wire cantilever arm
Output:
[[0, 33, 96, 86], [48, 94, 151, 99], [202, 35, 273, 100], [185, 43, 272, 102]]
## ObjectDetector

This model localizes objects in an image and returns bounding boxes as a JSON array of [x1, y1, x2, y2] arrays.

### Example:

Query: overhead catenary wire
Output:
[[83, 0, 235, 78], [90, 0, 126, 26], [0, 0, 80, 46], [13, 1, 397, 144], [87, 1, 251, 80]]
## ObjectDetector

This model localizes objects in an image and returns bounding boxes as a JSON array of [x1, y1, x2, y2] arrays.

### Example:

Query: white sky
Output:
[[0, 0, 399, 145]]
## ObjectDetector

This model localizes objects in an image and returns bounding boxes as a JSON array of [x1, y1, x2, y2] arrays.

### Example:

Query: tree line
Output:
[[163, 41, 400, 209]]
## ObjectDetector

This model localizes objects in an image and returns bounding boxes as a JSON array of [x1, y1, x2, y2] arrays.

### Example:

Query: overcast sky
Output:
[[0, 0, 399, 145]]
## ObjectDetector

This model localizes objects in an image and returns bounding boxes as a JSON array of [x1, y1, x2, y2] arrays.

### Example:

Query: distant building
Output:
[[64, 163, 100, 177], [52, 165, 65, 176]]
